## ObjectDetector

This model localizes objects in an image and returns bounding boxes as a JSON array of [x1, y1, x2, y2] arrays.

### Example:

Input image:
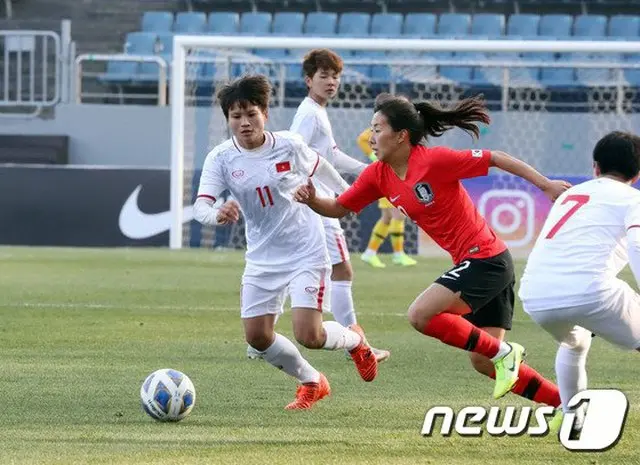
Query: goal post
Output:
[[170, 35, 640, 250]]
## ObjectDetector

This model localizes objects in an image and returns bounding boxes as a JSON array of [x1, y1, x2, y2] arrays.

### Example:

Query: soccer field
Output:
[[1, 247, 638, 465]]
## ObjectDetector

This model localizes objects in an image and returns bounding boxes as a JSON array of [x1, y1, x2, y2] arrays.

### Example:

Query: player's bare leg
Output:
[[292, 307, 378, 383], [243, 314, 326, 410]]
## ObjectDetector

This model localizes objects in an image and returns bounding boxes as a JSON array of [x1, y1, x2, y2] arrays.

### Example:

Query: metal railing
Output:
[[1, 30, 60, 117], [74, 54, 168, 105]]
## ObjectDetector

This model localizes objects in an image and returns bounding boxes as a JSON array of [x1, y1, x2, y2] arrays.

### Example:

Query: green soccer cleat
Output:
[[548, 408, 563, 435], [360, 253, 386, 268], [492, 342, 525, 399], [392, 253, 418, 267]]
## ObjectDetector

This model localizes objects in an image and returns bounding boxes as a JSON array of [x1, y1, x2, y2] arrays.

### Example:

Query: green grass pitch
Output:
[[0, 247, 638, 465]]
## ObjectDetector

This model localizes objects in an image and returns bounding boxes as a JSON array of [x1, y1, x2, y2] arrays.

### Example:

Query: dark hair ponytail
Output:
[[374, 94, 490, 145], [413, 95, 490, 140]]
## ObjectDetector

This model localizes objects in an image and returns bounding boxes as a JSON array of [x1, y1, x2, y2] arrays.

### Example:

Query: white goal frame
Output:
[[170, 35, 640, 249]]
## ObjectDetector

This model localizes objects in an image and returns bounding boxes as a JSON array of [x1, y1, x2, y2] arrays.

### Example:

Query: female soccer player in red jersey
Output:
[[294, 93, 570, 403]]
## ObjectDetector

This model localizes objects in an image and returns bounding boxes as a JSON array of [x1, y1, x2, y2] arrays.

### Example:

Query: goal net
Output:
[[170, 36, 640, 255]]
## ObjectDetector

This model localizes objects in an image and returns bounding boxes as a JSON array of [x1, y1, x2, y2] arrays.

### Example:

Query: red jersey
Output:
[[337, 145, 507, 264]]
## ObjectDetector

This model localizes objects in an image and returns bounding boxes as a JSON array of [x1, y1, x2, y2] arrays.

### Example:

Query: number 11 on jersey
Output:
[[256, 186, 274, 207]]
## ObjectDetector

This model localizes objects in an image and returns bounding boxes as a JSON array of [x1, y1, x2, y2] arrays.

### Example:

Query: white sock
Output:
[[322, 321, 361, 351], [555, 343, 590, 423], [261, 333, 320, 384], [490, 341, 513, 362], [363, 249, 376, 257], [331, 280, 357, 327]]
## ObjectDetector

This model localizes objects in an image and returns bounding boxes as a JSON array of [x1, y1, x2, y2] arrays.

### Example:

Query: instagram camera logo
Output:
[[478, 190, 535, 248]]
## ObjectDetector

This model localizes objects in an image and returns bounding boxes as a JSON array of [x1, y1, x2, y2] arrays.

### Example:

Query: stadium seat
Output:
[[207, 12, 240, 35], [352, 50, 390, 82], [174, 12, 206, 34], [141, 11, 173, 33], [539, 15, 573, 38], [437, 13, 471, 37], [439, 52, 479, 84], [272, 12, 304, 36], [574, 53, 618, 84], [103, 32, 158, 84], [624, 54, 640, 86], [370, 13, 403, 37], [507, 14, 540, 37], [304, 12, 337, 37], [136, 33, 172, 81], [470, 14, 505, 37], [403, 13, 436, 37], [608, 15, 640, 38], [540, 53, 575, 86], [573, 15, 607, 38], [338, 13, 371, 37], [240, 12, 272, 36], [235, 48, 287, 79]]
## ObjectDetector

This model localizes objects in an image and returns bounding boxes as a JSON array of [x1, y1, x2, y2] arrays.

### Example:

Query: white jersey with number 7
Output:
[[519, 177, 640, 311]]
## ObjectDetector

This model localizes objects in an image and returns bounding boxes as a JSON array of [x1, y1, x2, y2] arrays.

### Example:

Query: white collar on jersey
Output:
[[232, 131, 276, 154]]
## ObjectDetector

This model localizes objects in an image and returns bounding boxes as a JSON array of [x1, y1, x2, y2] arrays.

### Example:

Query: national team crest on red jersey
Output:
[[275, 161, 291, 173], [414, 183, 434, 205]]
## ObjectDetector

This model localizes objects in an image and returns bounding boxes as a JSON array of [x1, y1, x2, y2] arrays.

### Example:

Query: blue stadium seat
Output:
[[174, 12, 206, 34], [338, 13, 371, 37], [141, 11, 173, 33], [608, 15, 640, 38], [235, 49, 287, 79], [272, 12, 304, 36], [103, 32, 158, 84], [304, 12, 337, 36], [439, 52, 479, 84], [624, 54, 640, 86], [370, 13, 403, 37], [352, 50, 390, 82], [574, 53, 618, 84], [240, 12, 272, 35], [403, 13, 436, 37], [507, 14, 540, 37], [136, 33, 172, 81], [573, 15, 607, 38], [539, 15, 573, 38], [437, 13, 471, 37], [207, 12, 239, 35], [470, 14, 505, 37], [540, 53, 575, 86]]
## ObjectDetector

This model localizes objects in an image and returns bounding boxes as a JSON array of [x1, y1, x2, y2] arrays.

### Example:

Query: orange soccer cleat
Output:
[[348, 324, 378, 382], [284, 373, 331, 410]]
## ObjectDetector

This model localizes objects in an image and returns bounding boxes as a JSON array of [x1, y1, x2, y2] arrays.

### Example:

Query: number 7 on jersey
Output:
[[545, 194, 590, 239]]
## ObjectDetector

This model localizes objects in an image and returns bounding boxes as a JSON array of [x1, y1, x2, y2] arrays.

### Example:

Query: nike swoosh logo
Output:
[[390, 195, 400, 202], [119, 185, 194, 239]]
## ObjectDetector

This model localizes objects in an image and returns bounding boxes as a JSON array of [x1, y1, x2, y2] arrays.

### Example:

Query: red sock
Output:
[[485, 365, 561, 407], [422, 313, 500, 358]]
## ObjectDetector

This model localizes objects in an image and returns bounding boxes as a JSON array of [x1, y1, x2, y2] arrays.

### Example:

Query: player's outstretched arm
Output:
[[314, 156, 350, 194], [294, 179, 351, 218], [333, 148, 367, 175], [490, 150, 571, 201]]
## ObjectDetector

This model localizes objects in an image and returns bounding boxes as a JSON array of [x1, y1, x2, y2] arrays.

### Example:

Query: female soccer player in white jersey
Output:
[[295, 93, 570, 403], [519, 131, 640, 433], [193, 75, 378, 410], [289, 48, 390, 362]]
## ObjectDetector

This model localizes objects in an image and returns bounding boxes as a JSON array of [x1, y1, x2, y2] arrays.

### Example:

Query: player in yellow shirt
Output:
[[357, 128, 417, 268]]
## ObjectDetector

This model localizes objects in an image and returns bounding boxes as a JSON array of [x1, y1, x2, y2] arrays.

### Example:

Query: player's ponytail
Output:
[[413, 96, 490, 141], [374, 93, 490, 146]]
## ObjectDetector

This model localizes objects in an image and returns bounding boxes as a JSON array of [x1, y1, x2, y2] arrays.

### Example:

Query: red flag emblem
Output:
[[276, 161, 291, 173]]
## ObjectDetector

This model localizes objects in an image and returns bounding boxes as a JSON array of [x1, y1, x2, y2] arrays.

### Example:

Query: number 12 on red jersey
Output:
[[545, 194, 590, 239]]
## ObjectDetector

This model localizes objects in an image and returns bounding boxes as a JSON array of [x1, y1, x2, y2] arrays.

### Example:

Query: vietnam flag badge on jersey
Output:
[[276, 161, 291, 173]]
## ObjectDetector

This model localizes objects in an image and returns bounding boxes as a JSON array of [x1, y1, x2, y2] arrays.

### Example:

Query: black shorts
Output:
[[434, 249, 515, 330]]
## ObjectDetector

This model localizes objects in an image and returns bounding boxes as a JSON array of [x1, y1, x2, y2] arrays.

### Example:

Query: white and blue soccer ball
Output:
[[140, 368, 196, 422]]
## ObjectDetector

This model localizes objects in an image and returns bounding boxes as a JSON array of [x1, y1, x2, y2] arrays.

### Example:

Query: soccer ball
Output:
[[140, 368, 196, 422]]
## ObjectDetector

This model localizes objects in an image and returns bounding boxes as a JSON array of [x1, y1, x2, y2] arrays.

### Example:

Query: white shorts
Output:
[[525, 279, 640, 350], [241, 267, 331, 319], [325, 224, 350, 266]]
